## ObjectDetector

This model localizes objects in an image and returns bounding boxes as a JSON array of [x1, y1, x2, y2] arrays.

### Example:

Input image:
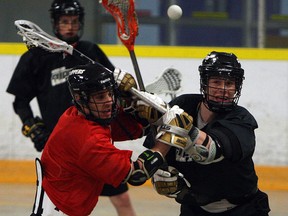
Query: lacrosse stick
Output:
[[100, 0, 145, 91], [14, 19, 166, 113], [145, 68, 182, 99], [14, 20, 95, 64]]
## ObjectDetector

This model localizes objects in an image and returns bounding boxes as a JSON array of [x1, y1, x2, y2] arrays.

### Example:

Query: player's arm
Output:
[[123, 141, 170, 186], [136, 101, 223, 164], [14, 96, 50, 152], [13, 96, 34, 123], [114, 68, 168, 137], [156, 107, 224, 164]]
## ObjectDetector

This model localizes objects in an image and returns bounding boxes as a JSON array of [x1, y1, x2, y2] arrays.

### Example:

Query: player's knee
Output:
[[110, 192, 132, 207]]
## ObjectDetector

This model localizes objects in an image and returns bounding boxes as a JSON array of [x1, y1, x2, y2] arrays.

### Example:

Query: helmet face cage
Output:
[[199, 51, 245, 113], [49, 0, 84, 44], [68, 64, 118, 125]]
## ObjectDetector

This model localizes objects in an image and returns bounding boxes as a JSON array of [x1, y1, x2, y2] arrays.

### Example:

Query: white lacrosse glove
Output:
[[154, 105, 183, 125], [152, 166, 191, 198], [113, 68, 137, 92], [155, 106, 200, 149]]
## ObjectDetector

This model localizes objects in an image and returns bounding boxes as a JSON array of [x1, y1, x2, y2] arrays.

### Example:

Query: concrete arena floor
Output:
[[0, 183, 287, 216]]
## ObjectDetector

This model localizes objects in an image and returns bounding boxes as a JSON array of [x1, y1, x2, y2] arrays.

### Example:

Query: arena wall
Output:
[[1, 44, 288, 189]]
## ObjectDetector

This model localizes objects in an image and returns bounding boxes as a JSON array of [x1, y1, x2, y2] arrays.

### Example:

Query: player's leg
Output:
[[101, 183, 136, 216], [109, 191, 136, 216], [41, 193, 67, 216]]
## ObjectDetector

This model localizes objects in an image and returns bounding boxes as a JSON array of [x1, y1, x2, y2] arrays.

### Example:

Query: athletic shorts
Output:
[[179, 190, 270, 216], [100, 182, 129, 196]]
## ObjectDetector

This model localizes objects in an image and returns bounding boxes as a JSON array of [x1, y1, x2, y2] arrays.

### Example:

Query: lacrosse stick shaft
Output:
[[100, 0, 145, 91], [73, 49, 95, 64], [129, 50, 145, 91], [130, 87, 167, 113]]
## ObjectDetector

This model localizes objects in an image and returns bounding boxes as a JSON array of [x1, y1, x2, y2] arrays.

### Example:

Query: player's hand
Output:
[[156, 106, 199, 149], [22, 116, 50, 152], [135, 92, 167, 123], [152, 166, 191, 198], [127, 150, 165, 186], [113, 68, 137, 92]]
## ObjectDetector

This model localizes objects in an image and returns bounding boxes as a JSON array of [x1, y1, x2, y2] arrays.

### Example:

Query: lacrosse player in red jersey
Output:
[[7, 1, 142, 215], [141, 51, 270, 216], [30, 63, 171, 216]]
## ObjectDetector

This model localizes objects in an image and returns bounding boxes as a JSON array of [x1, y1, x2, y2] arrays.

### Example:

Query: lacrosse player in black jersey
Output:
[[6, 0, 138, 215], [141, 51, 270, 216]]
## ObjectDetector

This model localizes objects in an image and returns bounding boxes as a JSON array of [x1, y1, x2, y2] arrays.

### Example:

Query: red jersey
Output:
[[41, 106, 143, 215]]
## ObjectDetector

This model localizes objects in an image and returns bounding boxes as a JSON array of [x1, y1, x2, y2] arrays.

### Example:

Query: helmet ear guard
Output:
[[72, 91, 89, 106], [199, 51, 245, 113]]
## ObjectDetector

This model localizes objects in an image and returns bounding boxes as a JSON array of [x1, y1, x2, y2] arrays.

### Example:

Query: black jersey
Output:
[[145, 94, 259, 204], [7, 41, 114, 131]]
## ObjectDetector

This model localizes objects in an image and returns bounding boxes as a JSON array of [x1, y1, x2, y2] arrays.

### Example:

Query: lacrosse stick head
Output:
[[101, 0, 139, 51], [145, 68, 182, 99], [14, 20, 73, 55], [14, 20, 43, 49], [49, 0, 85, 43]]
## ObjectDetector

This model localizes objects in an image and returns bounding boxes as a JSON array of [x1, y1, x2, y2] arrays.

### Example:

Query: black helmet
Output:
[[49, 0, 84, 43], [198, 51, 245, 112], [68, 63, 118, 125]]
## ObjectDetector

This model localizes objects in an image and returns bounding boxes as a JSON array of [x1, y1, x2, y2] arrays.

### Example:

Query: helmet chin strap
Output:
[[205, 98, 234, 113]]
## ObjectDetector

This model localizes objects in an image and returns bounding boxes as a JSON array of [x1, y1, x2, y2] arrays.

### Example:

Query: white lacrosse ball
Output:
[[167, 5, 183, 20]]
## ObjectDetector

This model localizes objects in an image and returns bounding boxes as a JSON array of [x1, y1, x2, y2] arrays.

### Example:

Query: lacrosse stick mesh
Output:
[[101, 0, 138, 51], [145, 68, 182, 98]]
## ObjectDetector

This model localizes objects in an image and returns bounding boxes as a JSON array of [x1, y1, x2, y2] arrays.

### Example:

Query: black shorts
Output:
[[179, 190, 270, 216], [100, 183, 129, 196]]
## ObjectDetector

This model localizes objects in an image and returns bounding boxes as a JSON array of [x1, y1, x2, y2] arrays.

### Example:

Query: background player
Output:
[[144, 51, 270, 216], [6, 0, 136, 215]]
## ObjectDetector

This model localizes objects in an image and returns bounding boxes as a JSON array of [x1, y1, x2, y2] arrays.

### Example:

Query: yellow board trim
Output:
[[0, 43, 28, 55], [1, 43, 288, 60], [1, 160, 288, 191]]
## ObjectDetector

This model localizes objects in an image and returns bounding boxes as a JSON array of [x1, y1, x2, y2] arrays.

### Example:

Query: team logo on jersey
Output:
[[70, 69, 85, 75], [51, 67, 70, 86]]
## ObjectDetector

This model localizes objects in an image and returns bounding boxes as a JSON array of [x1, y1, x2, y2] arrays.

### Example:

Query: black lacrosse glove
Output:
[[22, 116, 50, 152]]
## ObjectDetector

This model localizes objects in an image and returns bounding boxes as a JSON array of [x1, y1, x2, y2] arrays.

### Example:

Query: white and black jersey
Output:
[[168, 94, 259, 203], [144, 93, 261, 206]]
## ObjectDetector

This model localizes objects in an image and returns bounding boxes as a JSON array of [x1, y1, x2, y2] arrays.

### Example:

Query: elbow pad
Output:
[[185, 136, 223, 164]]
